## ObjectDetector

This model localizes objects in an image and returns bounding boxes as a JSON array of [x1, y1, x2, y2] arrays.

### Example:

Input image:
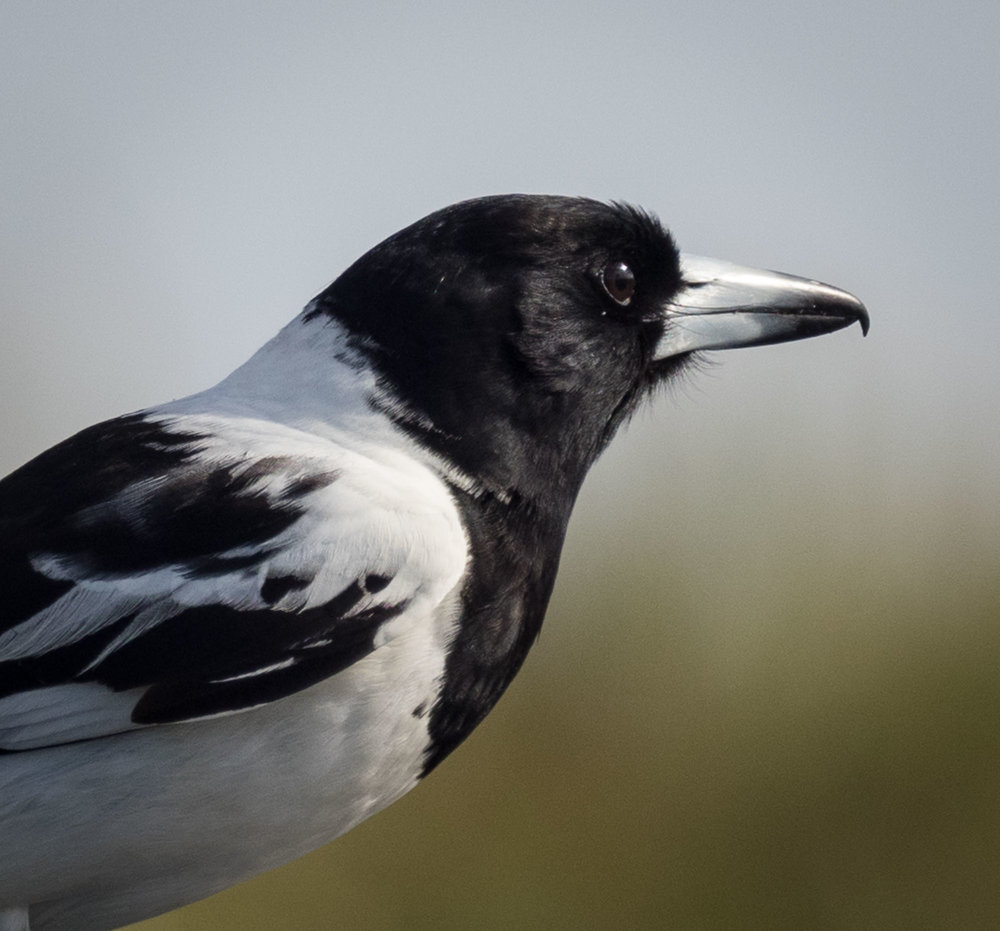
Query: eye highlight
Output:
[[601, 261, 636, 306]]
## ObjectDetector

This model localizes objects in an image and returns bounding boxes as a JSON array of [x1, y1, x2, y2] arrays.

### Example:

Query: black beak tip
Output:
[[856, 303, 871, 337], [828, 289, 869, 337]]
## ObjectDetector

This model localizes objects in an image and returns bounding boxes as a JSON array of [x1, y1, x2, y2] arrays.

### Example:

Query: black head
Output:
[[310, 195, 684, 506], [306, 195, 868, 767]]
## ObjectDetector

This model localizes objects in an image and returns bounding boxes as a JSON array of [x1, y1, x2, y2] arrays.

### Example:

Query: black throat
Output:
[[421, 480, 570, 774], [308, 195, 680, 772]]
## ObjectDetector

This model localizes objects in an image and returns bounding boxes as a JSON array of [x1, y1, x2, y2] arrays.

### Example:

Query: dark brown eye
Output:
[[601, 260, 636, 306]]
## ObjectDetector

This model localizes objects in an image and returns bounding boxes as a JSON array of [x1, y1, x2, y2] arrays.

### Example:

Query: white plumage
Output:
[[0, 195, 867, 929], [1, 314, 469, 928]]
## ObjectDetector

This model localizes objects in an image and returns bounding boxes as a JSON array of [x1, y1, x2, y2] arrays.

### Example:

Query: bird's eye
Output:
[[601, 261, 636, 306]]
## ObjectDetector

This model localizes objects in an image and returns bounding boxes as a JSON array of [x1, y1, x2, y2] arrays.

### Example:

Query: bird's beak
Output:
[[653, 255, 870, 359]]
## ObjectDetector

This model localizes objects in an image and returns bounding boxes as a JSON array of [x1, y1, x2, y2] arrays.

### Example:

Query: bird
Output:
[[0, 194, 868, 931]]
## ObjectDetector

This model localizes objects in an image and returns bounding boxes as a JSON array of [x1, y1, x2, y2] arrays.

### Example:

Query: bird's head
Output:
[[310, 195, 868, 507]]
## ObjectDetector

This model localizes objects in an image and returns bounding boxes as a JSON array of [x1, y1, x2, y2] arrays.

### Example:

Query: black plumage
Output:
[[0, 195, 867, 930]]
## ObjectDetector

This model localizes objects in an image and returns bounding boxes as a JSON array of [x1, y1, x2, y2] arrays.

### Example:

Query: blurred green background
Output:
[[127, 432, 1000, 930], [3, 1, 999, 928]]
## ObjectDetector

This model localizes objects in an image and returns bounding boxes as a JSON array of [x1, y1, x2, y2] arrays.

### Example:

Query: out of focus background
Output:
[[3, 2, 998, 928]]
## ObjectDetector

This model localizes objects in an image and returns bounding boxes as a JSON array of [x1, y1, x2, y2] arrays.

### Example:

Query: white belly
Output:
[[0, 617, 446, 931]]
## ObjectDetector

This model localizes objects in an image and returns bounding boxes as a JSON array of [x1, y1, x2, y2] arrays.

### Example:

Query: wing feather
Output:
[[0, 410, 467, 750]]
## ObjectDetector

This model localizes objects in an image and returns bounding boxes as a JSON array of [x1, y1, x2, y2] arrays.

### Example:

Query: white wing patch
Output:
[[0, 396, 469, 752], [0, 583, 151, 662], [0, 683, 146, 751]]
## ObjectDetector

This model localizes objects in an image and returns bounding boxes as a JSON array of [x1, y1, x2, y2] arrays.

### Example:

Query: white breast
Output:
[[0, 313, 472, 929], [1, 583, 461, 931]]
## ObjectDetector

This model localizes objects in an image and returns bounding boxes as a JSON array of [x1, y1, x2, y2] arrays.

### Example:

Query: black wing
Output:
[[0, 412, 465, 750]]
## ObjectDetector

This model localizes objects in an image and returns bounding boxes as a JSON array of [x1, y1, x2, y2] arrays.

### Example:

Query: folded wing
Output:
[[0, 411, 466, 750]]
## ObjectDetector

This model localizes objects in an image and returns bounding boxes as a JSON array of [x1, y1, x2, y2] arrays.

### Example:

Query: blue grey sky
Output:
[[2, 0, 997, 625], [3, 5, 1000, 927]]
